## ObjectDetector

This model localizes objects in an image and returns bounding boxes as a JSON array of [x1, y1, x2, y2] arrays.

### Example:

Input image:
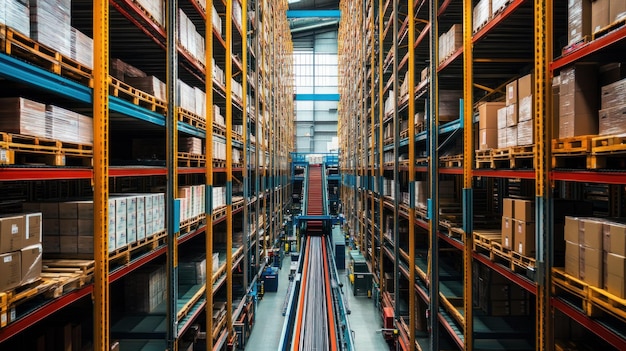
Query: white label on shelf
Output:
[[3, 256, 11, 263], [0, 149, 6, 162], [11, 224, 18, 234], [518, 243, 523, 253], [505, 237, 509, 247]]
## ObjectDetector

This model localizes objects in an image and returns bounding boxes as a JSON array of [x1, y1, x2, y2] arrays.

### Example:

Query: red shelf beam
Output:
[[552, 170, 626, 184], [551, 26, 626, 71], [473, 169, 535, 179], [473, 251, 537, 294], [552, 297, 626, 350]]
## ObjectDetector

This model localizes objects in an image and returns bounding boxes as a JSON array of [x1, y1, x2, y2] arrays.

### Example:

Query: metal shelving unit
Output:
[[0, 0, 293, 350], [339, 1, 626, 350]]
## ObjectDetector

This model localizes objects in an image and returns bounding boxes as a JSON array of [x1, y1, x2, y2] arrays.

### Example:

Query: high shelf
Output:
[[339, 1, 626, 350], [0, 0, 293, 350]]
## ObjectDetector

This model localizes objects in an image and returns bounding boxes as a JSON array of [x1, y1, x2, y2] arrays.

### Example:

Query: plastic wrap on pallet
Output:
[[212, 5, 222, 36], [29, 0, 71, 57], [497, 106, 507, 130], [77, 113, 93, 145], [194, 87, 206, 118], [506, 126, 517, 147], [613, 1, 626, 22], [126, 76, 167, 102], [599, 104, 626, 135], [47, 105, 80, 143], [70, 27, 93, 69], [448, 24, 462, 55], [136, 0, 164, 27], [1, 0, 30, 37], [492, 0, 509, 16], [517, 119, 534, 146], [0, 97, 47, 138], [213, 140, 226, 160], [179, 256, 206, 285], [178, 9, 189, 50], [179, 136, 203, 154], [601, 77, 626, 109], [233, 1, 242, 28], [232, 147, 241, 164], [186, 16, 197, 60], [472, 0, 490, 33], [567, 0, 591, 45], [194, 31, 205, 65], [518, 95, 533, 122], [177, 79, 196, 112], [497, 128, 507, 148]]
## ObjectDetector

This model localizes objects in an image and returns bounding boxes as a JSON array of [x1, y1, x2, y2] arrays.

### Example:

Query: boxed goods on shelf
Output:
[[46, 105, 93, 145], [194, 87, 206, 118], [473, 0, 490, 33], [517, 119, 533, 146], [0, 212, 43, 290], [179, 255, 206, 285], [421, 67, 429, 82], [438, 24, 462, 62], [501, 198, 535, 255], [384, 90, 394, 115], [20, 244, 42, 285], [0, 251, 21, 291], [179, 137, 203, 155], [610, 0, 626, 23], [213, 140, 226, 160], [70, 27, 93, 69], [212, 5, 222, 36], [30, 0, 72, 57], [178, 80, 196, 113], [178, 185, 205, 223], [567, 0, 591, 45], [136, 0, 164, 27], [212, 187, 226, 209], [0, 0, 30, 37], [0, 97, 47, 138], [125, 265, 166, 313], [126, 76, 166, 101], [478, 102, 505, 150], [110, 58, 147, 82], [438, 90, 462, 121], [599, 77, 626, 135], [564, 217, 605, 288], [592, 0, 610, 34], [233, 0, 242, 28], [558, 63, 598, 138], [492, 0, 510, 16]]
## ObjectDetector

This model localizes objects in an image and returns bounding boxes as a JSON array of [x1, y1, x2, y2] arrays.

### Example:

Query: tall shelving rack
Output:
[[339, 1, 626, 350], [0, 0, 293, 350]]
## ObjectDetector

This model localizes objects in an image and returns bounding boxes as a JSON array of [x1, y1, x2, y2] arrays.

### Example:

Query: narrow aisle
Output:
[[246, 257, 291, 350]]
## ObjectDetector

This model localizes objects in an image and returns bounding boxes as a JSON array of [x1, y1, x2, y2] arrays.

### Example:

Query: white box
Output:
[[126, 196, 137, 245], [136, 195, 146, 241], [115, 197, 127, 249], [108, 199, 116, 252]]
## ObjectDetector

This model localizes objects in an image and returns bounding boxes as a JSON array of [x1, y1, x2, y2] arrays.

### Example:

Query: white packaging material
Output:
[[0, 97, 47, 138], [1, 0, 30, 37], [136, 0, 164, 27], [30, 0, 72, 57], [70, 27, 93, 69], [194, 87, 206, 118]]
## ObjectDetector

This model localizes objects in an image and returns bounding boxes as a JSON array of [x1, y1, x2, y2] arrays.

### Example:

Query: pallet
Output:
[[213, 159, 227, 168], [562, 35, 590, 56], [400, 129, 409, 140], [472, 230, 501, 258], [491, 241, 512, 266], [212, 206, 228, 221], [108, 230, 167, 267], [588, 286, 626, 323], [592, 18, 626, 41], [213, 124, 227, 137], [178, 108, 206, 130], [178, 152, 206, 167], [491, 0, 512, 17], [40, 272, 91, 298], [42, 259, 95, 276], [440, 220, 464, 241], [511, 251, 536, 271], [0, 25, 92, 86], [0, 279, 57, 312], [552, 135, 594, 169], [179, 214, 205, 235], [475, 149, 493, 169], [552, 268, 591, 313], [440, 154, 463, 168], [588, 134, 626, 169], [0, 132, 92, 166], [109, 77, 167, 114], [491, 145, 534, 169]]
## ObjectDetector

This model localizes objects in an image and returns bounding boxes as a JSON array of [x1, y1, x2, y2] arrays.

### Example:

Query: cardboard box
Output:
[[0, 252, 21, 291], [59, 202, 78, 219], [114, 197, 127, 249], [479, 128, 498, 150], [20, 244, 42, 285], [518, 95, 533, 122], [39, 203, 59, 219], [552, 76, 561, 140], [514, 219, 535, 256], [421, 67, 429, 82], [126, 197, 137, 245], [0, 98, 47, 139], [59, 219, 78, 236], [601, 78, 626, 109], [607, 253, 626, 298], [518, 74, 534, 98], [565, 241, 580, 277], [599, 104, 626, 135], [24, 213, 42, 247], [136, 195, 146, 241], [506, 126, 517, 147], [506, 80, 517, 106], [502, 217, 514, 249], [108, 199, 116, 253], [506, 104, 517, 127], [610, 0, 626, 22], [77, 219, 93, 235], [60, 236, 77, 254], [497, 128, 507, 148], [497, 107, 507, 129], [600, 62, 626, 86], [564, 216, 581, 244], [503, 198, 515, 218], [559, 112, 598, 138], [609, 222, 626, 256], [568, 0, 592, 45], [581, 218, 604, 250], [77, 236, 93, 254], [592, 0, 610, 33], [517, 119, 534, 146], [42, 236, 60, 254], [509, 299, 531, 316], [0, 215, 25, 254], [75, 201, 94, 219], [478, 102, 506, 129], [515, 200, 534, 221]]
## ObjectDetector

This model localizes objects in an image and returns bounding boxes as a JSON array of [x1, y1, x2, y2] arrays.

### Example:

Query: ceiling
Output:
[[288, 0, 340, 38]]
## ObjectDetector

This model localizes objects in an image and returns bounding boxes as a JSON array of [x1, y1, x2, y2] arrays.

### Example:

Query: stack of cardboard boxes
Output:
[[558, 64, 598, 138], [574, 0, 626, 42], [178, 185, 206, 224], [565, 217, 626, 298], [0, 213, 42, 292], [501, 198, 535, 257], [599, 68, 626, 136], [438, 24, 462, 63], [496, 73, 534, 148], [477, 101, 505, 150]]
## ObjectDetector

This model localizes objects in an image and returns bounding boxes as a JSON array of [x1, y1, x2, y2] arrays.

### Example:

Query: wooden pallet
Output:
[[42, 259, 95, 276], [40, 272, 90, 298], [587, 134, 626, 169], [588, 286, 626, 323], [440, 154, 463, 168], [475, 149, 493, 169], [491, 241, 512, 266], [213, 159, 227, 168], [552, 267, 592, 314], [491, 145, 534, 169], [179, 215, 205, 236], [212, 206, 228, 221], [108, 230, 167, 267], [592, 18, 626, 41], [562, 35, 590, 56], [0, 279, 57, 312], [511, 251, 536, 271], [440, 220, 464, 241], [0, 132, 93, 166], [0, 25, 92, 86], [109, 77, 167, 114], [213, 124, 227, 137], [178, 152, 206, 167], [400, 129, 409, 140], [178, 107, 206, 130], [552, 135, 593, 155], [472, 230, 501, 258]]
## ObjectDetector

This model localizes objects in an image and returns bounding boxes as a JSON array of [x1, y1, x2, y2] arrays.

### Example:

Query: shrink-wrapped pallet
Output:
[[70, 27, 93, 69], [1, 0, 30, 37], [30, 0, 71, 57], [0, 97, 47, 138], [126, 76, 167, 101]]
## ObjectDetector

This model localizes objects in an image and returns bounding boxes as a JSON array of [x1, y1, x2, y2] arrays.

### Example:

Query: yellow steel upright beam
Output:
[[462, 0, 474, 350], [225, 0, 233, 340], [205, 1, 214, 348], [242, 0, 248, 290], [378, 0, 384, 292], [370, 0, 376, 277], [93, 1, 109, 350], [408, 0, 416, 348], [534, 0, 552, 350]]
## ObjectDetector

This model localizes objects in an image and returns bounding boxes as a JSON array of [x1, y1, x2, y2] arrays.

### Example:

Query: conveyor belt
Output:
[[306, 164, 324, 233]]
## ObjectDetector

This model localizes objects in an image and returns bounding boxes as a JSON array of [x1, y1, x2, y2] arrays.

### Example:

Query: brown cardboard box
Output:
[[502, 217, 514, 249], [506, 80, 517, 106], [600, 62, 626, 86], [20, 244, 42, 285], [0, 98, 48, 139], [515, 200, 535, 221], [517, 119, 534, 146], [592, 0, 610, 33], [514, 219, 535, 256], [42, 236, 60, 253], [559, 112, 598, 138], [77, 236, 93, 254], [24, 213, 42, 247], [506, 104, 517, 127], [59, 219, 78, 236], [75, 201, 94, 220], [0, 215, 25, 254], [43, 218, 60, 236], [479, 128, 498, 150], [503, 198, 515, 218], [60, 236, 78, 254], [582, 263, 602, 287], [599, 104, 626, 136], [39, 203, 59, 219], [0, 252, 21, 291], [565, 241, 580, 277], [581, 246, 603, 286], [581, 218, 604, 250], [600, 78, 626, 109], [421, 67, 429, 82], [518, 95, 533, 122], [77, 219, 93, 236], [609, 222, 626, 256], [518, 74, 534, 98], [58, 202, 78, 219], [568, 0, 592, 45], [610, 0, 626, 22], [564, 216, 581, 244], [478, 102, 506, 129], [607, 253, 626, 298]]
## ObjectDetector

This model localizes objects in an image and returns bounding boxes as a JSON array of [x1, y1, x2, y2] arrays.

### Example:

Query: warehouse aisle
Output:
[[247, 253, 391, 350]]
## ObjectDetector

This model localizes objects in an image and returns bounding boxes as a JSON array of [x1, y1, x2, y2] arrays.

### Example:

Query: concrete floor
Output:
[[246, 254, 391, 350]]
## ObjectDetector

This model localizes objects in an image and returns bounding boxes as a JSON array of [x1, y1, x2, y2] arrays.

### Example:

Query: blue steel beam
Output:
[[286, 10, 341, 18], [295, 93, 340, 101]]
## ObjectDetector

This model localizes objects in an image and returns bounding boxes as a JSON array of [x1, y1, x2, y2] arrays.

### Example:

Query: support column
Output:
[[204, 1, 214, 348], [408, 0, 416, 348], [226, 0, 234, 340], [392, 0, 400, 323]]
